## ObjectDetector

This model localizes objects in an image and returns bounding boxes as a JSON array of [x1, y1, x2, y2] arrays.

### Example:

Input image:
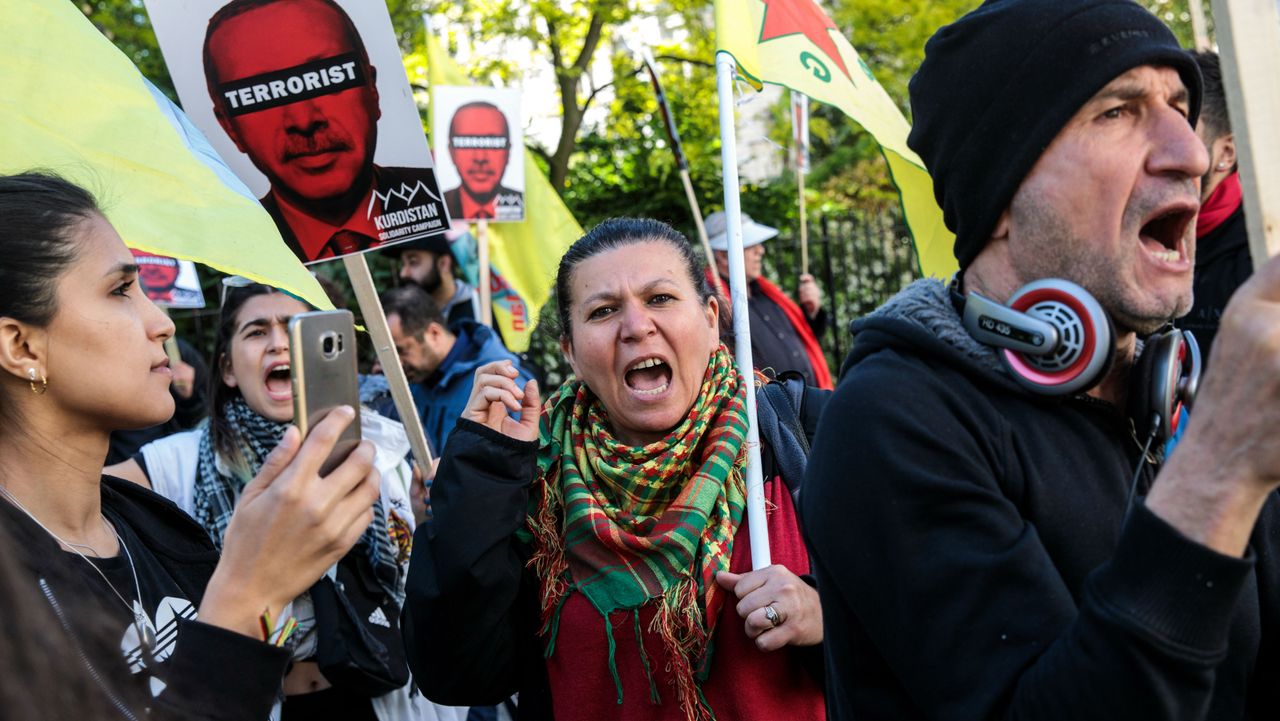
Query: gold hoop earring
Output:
[[27, 368, 47, 395]]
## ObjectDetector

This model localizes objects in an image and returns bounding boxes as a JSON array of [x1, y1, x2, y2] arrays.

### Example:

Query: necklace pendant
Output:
[[137, 612, 157, 656]]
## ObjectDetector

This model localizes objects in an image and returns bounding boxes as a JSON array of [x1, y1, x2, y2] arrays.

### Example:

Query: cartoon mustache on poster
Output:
[[144, 0, 460, 474]]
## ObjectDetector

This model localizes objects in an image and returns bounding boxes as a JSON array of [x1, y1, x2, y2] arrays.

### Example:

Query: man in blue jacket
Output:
[[380, 285, 534, 455]]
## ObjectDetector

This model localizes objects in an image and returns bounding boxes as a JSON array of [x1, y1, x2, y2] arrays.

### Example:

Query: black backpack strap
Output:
[[756, 374, 812, 501]]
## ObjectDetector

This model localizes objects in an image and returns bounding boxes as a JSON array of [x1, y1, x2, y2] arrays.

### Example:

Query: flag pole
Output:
[[793, 91, 810, 275], [640, 47, 723, 297], [476, 219, 493, 326], [716, 51, 771, 571], [798, 172, 808, 275], [1188, 0, 1211, 51], [342, 254, 435, 473], [680, 168, 721, 297], [1209, 0, 1280, 265]]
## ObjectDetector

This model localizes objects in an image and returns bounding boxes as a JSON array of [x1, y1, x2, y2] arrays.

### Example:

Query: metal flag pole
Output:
[[1188, 0, 1212, 51], [1209, 0, 1280, 266], [640, 47, 723, 297], [792, 91, 810, 275], [716, 51, 771, 570]]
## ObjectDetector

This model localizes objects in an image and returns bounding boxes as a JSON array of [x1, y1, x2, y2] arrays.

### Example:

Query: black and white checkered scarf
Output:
[[194, 397, 399, 600]]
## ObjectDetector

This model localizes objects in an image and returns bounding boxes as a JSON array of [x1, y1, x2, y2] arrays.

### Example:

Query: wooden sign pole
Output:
[[343, 254, 435, 472], [476, 219, 493, 327]]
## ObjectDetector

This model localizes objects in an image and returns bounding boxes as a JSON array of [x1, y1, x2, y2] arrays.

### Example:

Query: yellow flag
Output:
[[714, 0, 956, 279], [421, 33, 582, 352], [0, 0, 329, 308]]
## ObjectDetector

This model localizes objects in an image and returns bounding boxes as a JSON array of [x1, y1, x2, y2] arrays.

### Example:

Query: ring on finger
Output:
[[764, 604, 783, 628]]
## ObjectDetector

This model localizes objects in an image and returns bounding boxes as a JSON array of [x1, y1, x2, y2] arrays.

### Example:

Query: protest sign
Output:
[[432, 86, 525, 222], [132, 250, 206, 309], [423, 30, 577, 351], [146, 0, 450, 264]]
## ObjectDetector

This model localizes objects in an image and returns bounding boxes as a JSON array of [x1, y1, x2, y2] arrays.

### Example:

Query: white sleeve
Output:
[[138, 429, 203, 517]]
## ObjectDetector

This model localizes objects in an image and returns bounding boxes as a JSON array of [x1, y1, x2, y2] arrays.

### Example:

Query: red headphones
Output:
[[956, 278, 1200, 443]]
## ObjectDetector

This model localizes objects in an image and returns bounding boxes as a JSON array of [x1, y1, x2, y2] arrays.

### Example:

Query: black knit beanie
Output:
[[907, 0, 1202, 270]]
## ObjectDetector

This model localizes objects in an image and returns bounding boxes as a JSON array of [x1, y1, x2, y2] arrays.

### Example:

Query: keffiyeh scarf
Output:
[[194, 397, 399, 601]]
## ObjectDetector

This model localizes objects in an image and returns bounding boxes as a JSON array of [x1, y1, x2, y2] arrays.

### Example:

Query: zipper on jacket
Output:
[[40, 577, 143, 721]]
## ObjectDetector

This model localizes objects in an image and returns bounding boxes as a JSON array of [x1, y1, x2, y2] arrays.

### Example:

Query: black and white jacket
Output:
[[1, 475, 290, 721]]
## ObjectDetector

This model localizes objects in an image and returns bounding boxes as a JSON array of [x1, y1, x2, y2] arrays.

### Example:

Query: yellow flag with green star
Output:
[[714, 0, 956, 278]]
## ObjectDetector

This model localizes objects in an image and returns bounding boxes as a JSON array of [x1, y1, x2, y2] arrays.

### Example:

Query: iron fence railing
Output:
[[764, 211, 919, 370]]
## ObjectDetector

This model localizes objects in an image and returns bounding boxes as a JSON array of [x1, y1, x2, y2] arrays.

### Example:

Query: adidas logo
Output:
[[368, 607, 390, 628]]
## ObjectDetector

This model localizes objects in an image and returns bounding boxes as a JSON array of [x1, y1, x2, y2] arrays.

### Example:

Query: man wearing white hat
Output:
[[705, 210, 833, 389]]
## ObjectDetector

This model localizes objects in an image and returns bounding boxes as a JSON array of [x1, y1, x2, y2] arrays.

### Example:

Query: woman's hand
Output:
[[716, 565, 823, 651], [198, 405, 380, 640], [463, 360, 540, 442], [409, 458, 437, 525]]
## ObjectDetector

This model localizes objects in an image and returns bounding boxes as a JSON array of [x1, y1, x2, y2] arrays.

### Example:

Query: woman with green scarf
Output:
[[403, 218, 826, 721]]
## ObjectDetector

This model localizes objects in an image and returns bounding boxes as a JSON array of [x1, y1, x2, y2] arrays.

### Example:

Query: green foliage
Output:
[[79, 0, 1206, 369], [79, 0, 175, 99]]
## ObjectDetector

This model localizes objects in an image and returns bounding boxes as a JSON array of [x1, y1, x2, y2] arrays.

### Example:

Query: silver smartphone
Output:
[[289, 310, 361, 476]]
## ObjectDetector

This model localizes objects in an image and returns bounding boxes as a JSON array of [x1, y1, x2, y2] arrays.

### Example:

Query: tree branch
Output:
[[652, 53, 715, 69], [583, 80, 615, 111], [572, 12, 607, 75], [546, 15, 565, 71]]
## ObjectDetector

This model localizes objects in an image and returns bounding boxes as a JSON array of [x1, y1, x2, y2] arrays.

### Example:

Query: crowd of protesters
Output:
[[5, 0, 1280, 720]]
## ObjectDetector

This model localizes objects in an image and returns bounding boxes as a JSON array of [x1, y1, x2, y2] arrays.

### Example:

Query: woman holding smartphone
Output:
[[0, 171, 380, 719], [107, 282, 450, 720]]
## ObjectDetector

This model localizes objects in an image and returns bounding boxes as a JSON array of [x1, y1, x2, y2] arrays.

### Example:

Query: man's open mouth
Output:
[[1139, 205, 1196, 263], [624, 356, 672, 397]]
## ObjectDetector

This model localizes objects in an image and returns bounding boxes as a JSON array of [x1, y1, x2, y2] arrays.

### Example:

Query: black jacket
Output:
[[2, 476, 290, 720], [1176, 204, 1252, 368], [803, 279, 1280, 721], [400, 421, 553, 718]]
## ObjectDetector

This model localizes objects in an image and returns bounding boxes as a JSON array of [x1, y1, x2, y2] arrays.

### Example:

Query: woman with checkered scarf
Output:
[[403, 218, 827, 721]]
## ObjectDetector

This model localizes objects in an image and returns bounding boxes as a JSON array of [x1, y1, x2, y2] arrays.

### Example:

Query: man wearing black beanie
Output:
[[804, 1, 1280, 719]]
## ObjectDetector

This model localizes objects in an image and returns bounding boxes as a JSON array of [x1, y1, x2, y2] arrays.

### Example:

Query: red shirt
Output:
[[544, 476, 826, 721]]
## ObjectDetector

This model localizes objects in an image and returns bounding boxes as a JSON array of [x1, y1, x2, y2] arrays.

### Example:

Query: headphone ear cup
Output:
[[997, 279, 1114, 396], [1131, 329, 1202, 443], [1128, 331, 1167, 442]]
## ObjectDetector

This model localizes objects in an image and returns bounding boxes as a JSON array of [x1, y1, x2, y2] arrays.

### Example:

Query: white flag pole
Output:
[[1188, 0, 1212, 51], [1209, 0, 1280, 265], [716, 51, 771, 571]]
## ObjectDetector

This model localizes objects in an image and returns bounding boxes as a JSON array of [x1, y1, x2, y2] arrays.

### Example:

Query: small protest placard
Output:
[[432, 86, 525, 222], [146, 0, 451, 264], [132, 250, 205, 309]]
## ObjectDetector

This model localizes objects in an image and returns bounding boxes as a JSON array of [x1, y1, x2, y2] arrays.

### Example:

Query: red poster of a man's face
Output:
[[448, 104, 510, 200], [135, 252, 181, 295], [205, 0, 381, 211]]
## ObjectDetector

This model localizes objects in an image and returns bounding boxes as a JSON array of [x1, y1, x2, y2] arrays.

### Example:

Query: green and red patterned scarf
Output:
[[526, 345, 749, 720]]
